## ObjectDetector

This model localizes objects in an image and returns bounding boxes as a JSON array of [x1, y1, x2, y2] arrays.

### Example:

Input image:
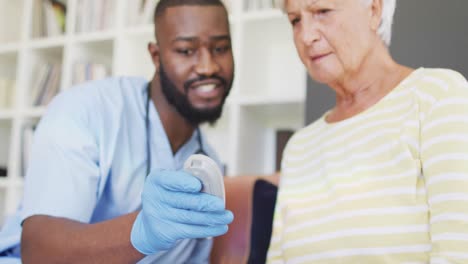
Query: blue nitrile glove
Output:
[[130, 169, 234, 255]]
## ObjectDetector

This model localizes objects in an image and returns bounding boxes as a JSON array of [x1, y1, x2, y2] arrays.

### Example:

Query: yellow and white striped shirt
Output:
[[267, 68, 468, 264]]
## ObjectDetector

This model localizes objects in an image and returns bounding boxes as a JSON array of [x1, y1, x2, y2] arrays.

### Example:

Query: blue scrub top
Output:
[[0, 77, 220, 263]]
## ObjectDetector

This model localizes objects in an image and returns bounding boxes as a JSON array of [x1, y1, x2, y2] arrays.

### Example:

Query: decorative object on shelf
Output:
[[33, 0, 67, 38]]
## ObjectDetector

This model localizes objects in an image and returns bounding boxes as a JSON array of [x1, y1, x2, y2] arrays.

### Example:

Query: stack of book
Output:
[[76, 0, 114, 33], [0, 79, 14, 109], [30, 63, 61, 107], [72, 62, 108, 85], [243, 0, 283, 11], [33, 0, 67, 38], [127, 0, 160, 26]]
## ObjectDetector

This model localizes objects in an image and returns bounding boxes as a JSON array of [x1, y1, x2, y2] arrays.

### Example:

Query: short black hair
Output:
[[153, 0, 228, 42], [154, 0, 226, 21]]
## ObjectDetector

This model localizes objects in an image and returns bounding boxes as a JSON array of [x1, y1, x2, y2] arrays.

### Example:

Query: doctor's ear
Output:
[[148, 42, 160, 69]]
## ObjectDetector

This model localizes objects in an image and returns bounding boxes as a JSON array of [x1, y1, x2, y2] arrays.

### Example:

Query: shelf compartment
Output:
[[0, 120, 12, 178], [19, 119, 39, 177], [0, 0, 24, 45], [0, 52, 18, 110], [0, 176, 22, 188], [75, 0, 117, 34], [0, 178, 9, 188], [239, 16, 307, 101], [241, 9, 283, 21], [0, 188, 5, 225], [22, 107, 47, 118], [235, 102, 304, 175], [0, 111, 15, 120], [69, 39, 113, 85], [242, 0, 283, 12], [123, 25, 154, 37], [0, 44, 20, 55], [116, 31, 154, 79], [30, 0, 69, 39], [237, 95, 304, 106], [124, 0, 158, 28], [73, 30, 116, 44], [29, 36, 67, 49], [199, 106, 233, 174], [25, 46, 64, 108], [3, 185, 24, 223]]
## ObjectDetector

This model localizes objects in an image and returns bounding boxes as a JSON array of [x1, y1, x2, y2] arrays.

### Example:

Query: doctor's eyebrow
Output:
[[172, 35, 231, 43]]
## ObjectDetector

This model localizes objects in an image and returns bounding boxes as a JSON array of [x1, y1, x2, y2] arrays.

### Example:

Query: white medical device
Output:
[[184, 154, 226, 205]]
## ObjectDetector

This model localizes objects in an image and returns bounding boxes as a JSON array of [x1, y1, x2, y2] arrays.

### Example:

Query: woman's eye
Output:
[[291, 18, 300, 26], [317, 9, 331, 15]]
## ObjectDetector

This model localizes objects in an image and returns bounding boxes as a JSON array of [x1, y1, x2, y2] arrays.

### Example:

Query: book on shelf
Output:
[[275, 129, 295, 171], [0, 79, 14, 109], [243, 0, 283, 11], [21, 123, 37, 177], [72, 62, 109, 85], [128, 0, 160, 26], [76, 0, 114, 33], [30, 63, 61, 107], [33, 0, 67, 38]]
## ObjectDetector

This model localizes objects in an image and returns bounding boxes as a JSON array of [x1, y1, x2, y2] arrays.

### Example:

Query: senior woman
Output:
[[267, 0, 468, 263]]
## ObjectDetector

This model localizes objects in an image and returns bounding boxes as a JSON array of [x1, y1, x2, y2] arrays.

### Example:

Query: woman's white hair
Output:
[[279, 0, 397, 46], [361, 0, 397, 46]]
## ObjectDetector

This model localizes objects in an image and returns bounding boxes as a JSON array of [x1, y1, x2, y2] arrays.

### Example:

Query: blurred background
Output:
[[0, 0, 304, 226]]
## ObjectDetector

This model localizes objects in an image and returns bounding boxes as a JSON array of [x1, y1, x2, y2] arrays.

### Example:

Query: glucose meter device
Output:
[[184, 154, 225, 205]]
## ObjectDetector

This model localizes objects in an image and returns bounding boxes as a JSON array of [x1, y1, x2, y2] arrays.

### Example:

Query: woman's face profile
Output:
[[285, 0, 381, 84]]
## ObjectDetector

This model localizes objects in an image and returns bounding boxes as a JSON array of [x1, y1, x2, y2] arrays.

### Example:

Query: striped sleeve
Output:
[[267, 138, 296, 264], [421, 76, 468, 263]]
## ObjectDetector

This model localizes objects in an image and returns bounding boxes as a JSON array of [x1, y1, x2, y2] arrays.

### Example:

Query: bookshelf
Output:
[[0, 0, 306, 225]]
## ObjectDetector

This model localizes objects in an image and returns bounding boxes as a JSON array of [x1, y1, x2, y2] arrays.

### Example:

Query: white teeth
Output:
[[196, 84, 217, 93]]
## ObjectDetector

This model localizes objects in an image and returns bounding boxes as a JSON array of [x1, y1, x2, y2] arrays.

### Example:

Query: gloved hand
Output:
[[130, 169, 234, 255]]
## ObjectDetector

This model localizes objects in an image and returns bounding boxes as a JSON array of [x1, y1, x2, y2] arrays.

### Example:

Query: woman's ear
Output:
[[370, 0, 383, 32], [148, 42, 161, 70]]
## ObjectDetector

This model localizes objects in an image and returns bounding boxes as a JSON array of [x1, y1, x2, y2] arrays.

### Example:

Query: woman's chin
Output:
[[308, 70, 339, 85]]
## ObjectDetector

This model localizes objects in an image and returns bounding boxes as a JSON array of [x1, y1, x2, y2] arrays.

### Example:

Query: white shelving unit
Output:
[[0, 0, 306, 225]]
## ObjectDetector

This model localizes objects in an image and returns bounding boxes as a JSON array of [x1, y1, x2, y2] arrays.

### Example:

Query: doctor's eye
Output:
[[176, 48, 195, 56]]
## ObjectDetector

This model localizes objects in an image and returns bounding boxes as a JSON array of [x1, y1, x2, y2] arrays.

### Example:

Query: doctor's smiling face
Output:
[[149, 4, 234, 125]]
